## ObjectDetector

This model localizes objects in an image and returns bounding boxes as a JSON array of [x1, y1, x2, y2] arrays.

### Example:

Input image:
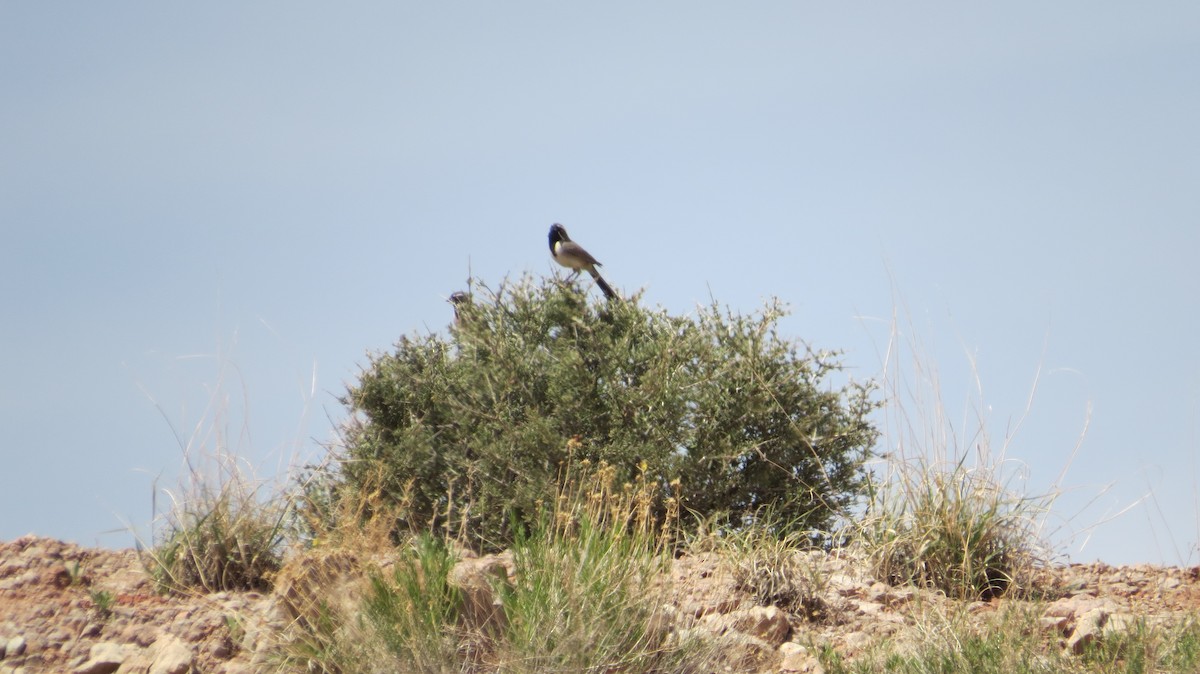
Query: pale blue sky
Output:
[[2, 3, 1197, 565]]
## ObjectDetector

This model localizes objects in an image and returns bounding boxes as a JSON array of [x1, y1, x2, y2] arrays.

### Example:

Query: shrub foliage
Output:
[[337, 276, 878, 548]]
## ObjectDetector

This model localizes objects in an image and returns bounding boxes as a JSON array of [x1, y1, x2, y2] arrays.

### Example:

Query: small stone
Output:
[[4, 637, 25, 658], [1102, 613, 1138, 637], [1106, 582, 1135, 597], [714, 631, 778, 671], [209, 634, 234, 660], [0, 571, 38, 592], [734, 606, 791, 646], [120, 624, 160, 648], [72, 642, 129, 674], [839, 630, 872, 655], [1067, 608, 1109, 655], [829, 574, 862, 596], [881, 587, 916, 606], [702, 606, 791, 646], [779, 642, 806, 656], [780, 642, 824, 673], [1040, 614, 1070, 635], [855, 600, 884, 616], [148, 635, 193, 674]]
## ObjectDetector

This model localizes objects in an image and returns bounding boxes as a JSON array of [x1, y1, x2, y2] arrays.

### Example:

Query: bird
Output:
[[548, 223, 617, 301], [448, 291, 470, 324]]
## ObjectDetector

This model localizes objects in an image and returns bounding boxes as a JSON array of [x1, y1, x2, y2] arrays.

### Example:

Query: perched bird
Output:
[[547, 223, 617, 300], [448, 291, 470, 324]]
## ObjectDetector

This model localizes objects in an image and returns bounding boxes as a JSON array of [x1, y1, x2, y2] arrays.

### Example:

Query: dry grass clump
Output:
[[146, 466, 288, 593], [852, 309, 1066, 601], [690, 513, 833, 621], [858, 456, 1052, 600], [138, 376, 291, 594]]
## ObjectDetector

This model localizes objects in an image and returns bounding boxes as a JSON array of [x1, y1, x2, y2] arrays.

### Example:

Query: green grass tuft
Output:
[[364, 534, 466, 673]]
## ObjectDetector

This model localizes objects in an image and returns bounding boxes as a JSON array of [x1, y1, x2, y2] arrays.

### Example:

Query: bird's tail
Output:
[[589, 268, 618, 301]]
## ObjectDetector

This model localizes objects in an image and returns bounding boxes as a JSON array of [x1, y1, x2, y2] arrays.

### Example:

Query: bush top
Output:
[[336, 276, 879, 549]]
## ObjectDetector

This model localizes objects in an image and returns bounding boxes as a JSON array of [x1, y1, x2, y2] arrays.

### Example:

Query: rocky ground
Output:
[[1, 534, 1199, 673]]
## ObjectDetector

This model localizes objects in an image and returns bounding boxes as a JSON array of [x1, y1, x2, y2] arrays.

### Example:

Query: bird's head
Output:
[[548, 223, 569, 250]]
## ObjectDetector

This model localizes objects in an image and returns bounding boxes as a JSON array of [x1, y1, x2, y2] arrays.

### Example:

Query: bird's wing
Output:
[[558, 240, 601, 267]]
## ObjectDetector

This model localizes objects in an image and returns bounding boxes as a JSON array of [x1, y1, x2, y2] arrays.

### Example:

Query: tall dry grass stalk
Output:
[[853, 303, 1080, 599], [134, 352, 307, 594]]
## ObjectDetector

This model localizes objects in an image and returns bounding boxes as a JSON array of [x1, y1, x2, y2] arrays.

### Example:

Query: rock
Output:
[[838, 630, 872, 656], [1102, 613, 1138, 638], [711, 631, 779, 672], [1041, 590, 1123, 652], [729, 604, 796, 647], [870, 585, 916, 607], [830, 574, 863, 597], [148, 635, 194, 674], [1106, 582, 1135, 597], [1043, 595, 1083, 620], [1039, 614, 1070, 635], [448, 552, 512, 633], [1042, 594, 1122, 636], [116, 646, 156, 673], [209, 633, 234, 660], [119, 624, 160, 648], [4, 637, 25, 658], [1066, 607, 1109, 655], [854, 600, 884, 616], [703, 606, 791, 646], [779, 642, 824, 673], [0, 571, 38, 592], [71, 642, 130, 674], [664, 553, 746, 618]]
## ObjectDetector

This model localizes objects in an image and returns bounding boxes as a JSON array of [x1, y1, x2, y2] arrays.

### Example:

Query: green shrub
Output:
[[336, 275, 878, 549]]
